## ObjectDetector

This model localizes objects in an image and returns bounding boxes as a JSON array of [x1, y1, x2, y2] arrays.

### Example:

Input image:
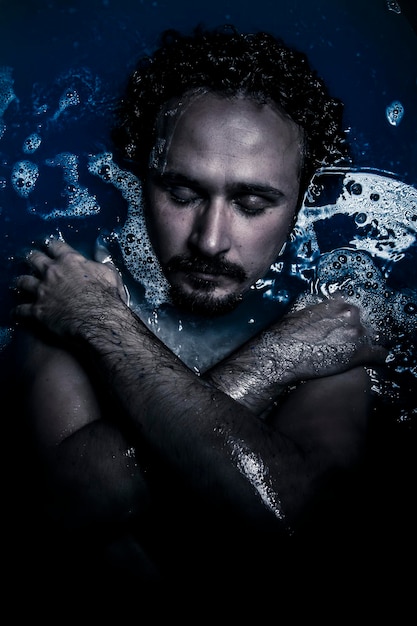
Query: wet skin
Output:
[[11, 92, 389, 586], [145, 93, 303, 313]]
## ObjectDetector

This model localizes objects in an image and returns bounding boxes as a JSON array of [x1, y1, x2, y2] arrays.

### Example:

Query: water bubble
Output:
[[89, 152, 170, 306], [347, 181, 362, 195], [0, 326, 13, 352], [386, 100, 404, 126], [22, 132, 42, 154], [32, 152, 100, 219], [404, 302, 417, 315], [295, 169, 417, 263], [386, 1, 401, 14], [52, 88, 80, 118], [315, 249, 417, 351], [11, 160, 39, 198]]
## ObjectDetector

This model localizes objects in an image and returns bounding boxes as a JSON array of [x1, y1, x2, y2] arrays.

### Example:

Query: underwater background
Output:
[[1, 0, 416, 409], [1, 0, 416, 609]]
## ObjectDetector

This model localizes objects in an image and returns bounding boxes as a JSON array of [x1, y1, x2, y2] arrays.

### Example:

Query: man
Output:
[[12, 26, 387, 592]]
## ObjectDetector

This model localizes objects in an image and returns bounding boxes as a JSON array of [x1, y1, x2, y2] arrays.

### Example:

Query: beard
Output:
[[169, 281, 243, 316], [165, 254, 247, 317]]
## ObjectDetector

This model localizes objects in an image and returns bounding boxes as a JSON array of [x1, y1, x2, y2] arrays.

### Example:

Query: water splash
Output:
[[88, 152, 171, 306], [51, 87, 81, 121], [31, 66, 106, 128], [227, 435, 287, 523], [86, 163, 417, 417], [290, 168, 417, 413], [38, 152, 100, 219], [0, 66, 17, 140], [314, 248, 416, 341], [293, 168, 416, 266]]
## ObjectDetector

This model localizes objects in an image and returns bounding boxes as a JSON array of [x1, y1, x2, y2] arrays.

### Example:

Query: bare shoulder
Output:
[[273, 366, 375, 468], [14, 327, 102, 446], [15, 325, 71, 364]]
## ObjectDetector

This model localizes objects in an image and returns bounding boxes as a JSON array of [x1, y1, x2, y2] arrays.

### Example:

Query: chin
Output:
[[170, 285, 243, 317]]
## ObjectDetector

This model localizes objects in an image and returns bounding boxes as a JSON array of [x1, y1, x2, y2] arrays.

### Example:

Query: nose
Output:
[[188, 198, 232, 257]]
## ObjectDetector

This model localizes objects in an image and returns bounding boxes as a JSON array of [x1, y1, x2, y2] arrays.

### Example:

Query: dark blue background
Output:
[[1, 3, 416, 601], [1, 0, 416, 343]]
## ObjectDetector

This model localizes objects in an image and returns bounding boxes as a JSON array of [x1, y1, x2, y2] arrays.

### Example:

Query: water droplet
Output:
[[355, 212, 367, 224], [386, 100, 404, 126], [404, 302, 417, 315], [386, 1, 401, 14]]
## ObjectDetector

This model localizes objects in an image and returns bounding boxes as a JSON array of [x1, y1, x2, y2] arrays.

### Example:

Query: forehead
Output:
[[152, 92, 303, 185]]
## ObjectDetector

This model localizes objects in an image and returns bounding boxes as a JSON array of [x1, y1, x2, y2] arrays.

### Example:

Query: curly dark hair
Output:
[[112, 24, 351, 194]]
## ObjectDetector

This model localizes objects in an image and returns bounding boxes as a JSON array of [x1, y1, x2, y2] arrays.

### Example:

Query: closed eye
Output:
[[233, 193, 281, 215], [152, 171, 285, 214], [151, 172, 205, 205], [168, 185, 203, 205]]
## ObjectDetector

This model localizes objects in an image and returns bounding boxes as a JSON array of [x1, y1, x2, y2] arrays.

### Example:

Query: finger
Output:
[[339, 303, 360, 322], [370, 344, 390, 364], [119, 282, 130, 305], [12, 302, 36, 320], [44, 238, 79, 259], [102, 258, 118, 271], [15, 275, 40, 295], [358, 343, 390, 366], [105, 265, 130, 303], [26, 249, 52, 274]]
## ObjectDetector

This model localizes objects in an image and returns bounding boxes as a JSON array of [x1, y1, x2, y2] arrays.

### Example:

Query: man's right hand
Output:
[[206, 296, 388, 415], [14, 239, 128, 338]]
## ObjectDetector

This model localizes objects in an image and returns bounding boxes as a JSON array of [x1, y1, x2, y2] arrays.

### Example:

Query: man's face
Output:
[[145, 92, 303, 315]]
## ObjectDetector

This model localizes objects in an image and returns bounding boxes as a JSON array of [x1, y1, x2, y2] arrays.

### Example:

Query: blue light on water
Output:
[[0, 0, 416, 420]]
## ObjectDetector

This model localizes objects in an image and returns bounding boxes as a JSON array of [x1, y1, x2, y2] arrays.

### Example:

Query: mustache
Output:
[[165, 254, 247, 282]]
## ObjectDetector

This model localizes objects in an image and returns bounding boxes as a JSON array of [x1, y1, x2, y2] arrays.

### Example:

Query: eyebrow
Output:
[[153, 171, 285, 197]]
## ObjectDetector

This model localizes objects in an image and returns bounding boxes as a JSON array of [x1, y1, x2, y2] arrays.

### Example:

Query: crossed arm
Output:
[[13, 240, 387, 532]]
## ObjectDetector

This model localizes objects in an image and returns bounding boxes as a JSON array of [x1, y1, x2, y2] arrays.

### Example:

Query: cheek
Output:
[[244, 220, 288, 259], [238, 219, 291, 278], [150, 209, 189, 263]]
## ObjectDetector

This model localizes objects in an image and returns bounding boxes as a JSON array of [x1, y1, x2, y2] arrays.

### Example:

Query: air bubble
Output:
[[386, 100, 404, 126], [404, 302, 417, 315], [11, 160, 39, 198], [88, 152, 170, 306], [386, 1, 401, 14], [23, 132, 42, 154], [347, 181, 362, 195]]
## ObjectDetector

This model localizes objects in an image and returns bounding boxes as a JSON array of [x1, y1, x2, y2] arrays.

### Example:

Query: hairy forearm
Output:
[[74, 302, 297, 526], [14, 242, 379, 533], [205, 298, 386, 416], [74, 299, 373, 530], [204, 329, 300, 416]]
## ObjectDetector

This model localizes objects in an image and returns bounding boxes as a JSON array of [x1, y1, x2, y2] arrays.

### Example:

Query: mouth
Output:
[[180, 269, 225, 292], [165, 256, 247, 284], [188, 270, 221, 282], [164, 255, 248, 300]]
